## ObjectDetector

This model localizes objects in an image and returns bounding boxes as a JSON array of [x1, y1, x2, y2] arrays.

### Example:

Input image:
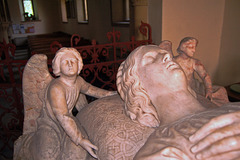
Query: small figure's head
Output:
[[52, 47, 83, 77], [117, 45, 186, 128], [159, 40, 173, 56], [177, 37, 198, 57]]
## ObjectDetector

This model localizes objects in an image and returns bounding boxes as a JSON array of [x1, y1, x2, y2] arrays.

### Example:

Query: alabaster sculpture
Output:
[[78, 44, 240, 160], [134, 103, 240, 160], [15, 43, 240, 160], [77, 95, 155, 160], [174, 37, 229, 106], [14, 48, 116, 160]]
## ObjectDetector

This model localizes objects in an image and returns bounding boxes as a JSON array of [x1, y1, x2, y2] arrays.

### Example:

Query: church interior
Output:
[[0, 0, 240, 159]]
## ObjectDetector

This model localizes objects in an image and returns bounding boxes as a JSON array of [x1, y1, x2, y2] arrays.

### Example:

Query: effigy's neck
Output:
[[153, 90, 205, 125]]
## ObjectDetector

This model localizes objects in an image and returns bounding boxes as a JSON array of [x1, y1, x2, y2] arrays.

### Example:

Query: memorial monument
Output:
[[14, 43, 240, 160]]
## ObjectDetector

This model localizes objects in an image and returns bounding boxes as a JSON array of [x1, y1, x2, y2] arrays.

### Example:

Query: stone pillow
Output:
[[77, 94, 155, 160]]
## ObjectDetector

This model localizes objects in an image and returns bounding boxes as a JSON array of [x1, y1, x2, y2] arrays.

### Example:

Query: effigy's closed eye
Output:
[[142, 51, 158, 66]]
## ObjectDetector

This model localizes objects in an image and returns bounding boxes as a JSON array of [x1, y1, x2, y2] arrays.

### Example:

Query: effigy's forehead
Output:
[[137, 45, 169, 55], [126, 45, 170, 65]]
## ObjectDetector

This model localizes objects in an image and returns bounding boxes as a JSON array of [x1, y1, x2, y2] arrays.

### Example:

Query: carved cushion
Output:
[[77, 95, 155, 160]]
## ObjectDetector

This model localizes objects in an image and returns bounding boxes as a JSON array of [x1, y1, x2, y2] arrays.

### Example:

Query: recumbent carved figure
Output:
[[78, 43, 240, 160], [15, 43, 240, 160]]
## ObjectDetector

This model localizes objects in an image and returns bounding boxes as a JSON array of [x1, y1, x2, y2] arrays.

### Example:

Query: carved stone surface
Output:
[[14, 48, 116, 160], [134, 103, 240, 159], [77, 43, 213, 159], [174, 37, 229, 106], [77, 94, 155, 160], [78, 43, 240, 159], [22, 54, 53, 134], [14, 43, 240, 160]]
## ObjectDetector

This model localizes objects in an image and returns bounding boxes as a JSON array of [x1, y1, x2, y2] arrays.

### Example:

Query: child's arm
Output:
[[77, 76, 117, 98], [194, 59, 213, 100], [49, 83, 98, 158]]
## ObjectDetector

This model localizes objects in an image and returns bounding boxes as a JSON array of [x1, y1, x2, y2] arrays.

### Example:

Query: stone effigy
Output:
[[174, 37, 229, 106], [78, 43, 240, 160], [15, 43, 240, 160], [14, 48, 116, 160]]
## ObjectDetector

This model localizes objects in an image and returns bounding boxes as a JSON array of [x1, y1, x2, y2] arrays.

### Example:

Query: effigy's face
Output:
[[60, 53, 79, 77], [181, 39, 197, 57], [138, 46, 187, 94]]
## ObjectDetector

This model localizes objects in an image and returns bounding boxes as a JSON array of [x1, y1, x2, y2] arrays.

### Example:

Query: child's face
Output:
[[60, 53, 79, 77], [181, 39, 197, 57]]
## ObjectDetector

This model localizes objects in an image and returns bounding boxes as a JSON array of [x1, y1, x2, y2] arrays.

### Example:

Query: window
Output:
[[0, 0, 11, 22], [61, 0, 88, 23], [76, 0, 88, 23], [22, 0, 36, 21], [111, 0, 130, 26], [60, 0, 67, 22], [65, 0, 76, 19]]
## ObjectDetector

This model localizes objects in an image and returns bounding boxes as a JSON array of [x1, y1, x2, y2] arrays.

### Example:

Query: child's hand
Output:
[[79, 138, 98, 158], [205, 89, 212, 100]]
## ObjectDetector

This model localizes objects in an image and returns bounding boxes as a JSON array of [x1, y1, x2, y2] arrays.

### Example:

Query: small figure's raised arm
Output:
[[78, 76, 117, 98], [194, 60, 213, 100]]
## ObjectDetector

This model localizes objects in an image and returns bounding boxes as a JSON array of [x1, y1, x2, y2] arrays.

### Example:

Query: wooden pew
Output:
[[28, 32, 71, 59]]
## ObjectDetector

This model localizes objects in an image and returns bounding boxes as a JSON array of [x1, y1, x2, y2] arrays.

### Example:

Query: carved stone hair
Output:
[[52, 47, 83, 76], [116, 45, 160, 128], [177, 37, 198, 54]]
